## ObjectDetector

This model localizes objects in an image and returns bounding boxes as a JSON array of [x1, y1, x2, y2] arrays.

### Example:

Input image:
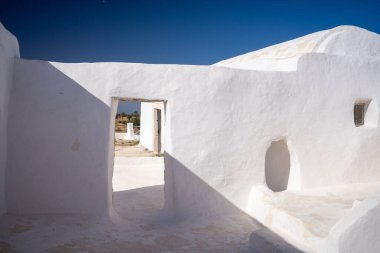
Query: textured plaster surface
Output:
[[2, 25, 380, 252], [215, 26, 380, 71], [9, 50, 380, 216]]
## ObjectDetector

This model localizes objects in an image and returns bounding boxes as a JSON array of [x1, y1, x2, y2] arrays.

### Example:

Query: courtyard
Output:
[[0, 146, 267, 253]]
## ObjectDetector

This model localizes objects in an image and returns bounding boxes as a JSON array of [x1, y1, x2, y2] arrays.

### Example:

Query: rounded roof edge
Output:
[[313, 26, 380, 57], [214, 26, 380, 71]]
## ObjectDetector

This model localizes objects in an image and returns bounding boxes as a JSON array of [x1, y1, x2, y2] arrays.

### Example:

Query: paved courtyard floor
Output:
[[0, 145, 274, 253]]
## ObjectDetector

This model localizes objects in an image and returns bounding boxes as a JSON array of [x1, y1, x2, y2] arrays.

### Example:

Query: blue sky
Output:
[[117, 101, 140, 114], [1, 0, 380, 64], [1, 0, 379, 113]]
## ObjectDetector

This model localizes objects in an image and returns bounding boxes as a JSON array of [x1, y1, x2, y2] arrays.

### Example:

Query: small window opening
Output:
[[354, 103, 365, 126], [354, 99, 372, 127]]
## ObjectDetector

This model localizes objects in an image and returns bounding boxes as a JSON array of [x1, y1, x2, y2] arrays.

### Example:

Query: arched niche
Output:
[[265, 138, 291, 192]]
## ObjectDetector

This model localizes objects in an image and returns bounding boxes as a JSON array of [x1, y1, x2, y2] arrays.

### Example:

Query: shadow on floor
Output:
[[112, 181, 304, 253], [113, 185, 164, 221], [0, 183, 304, 252]]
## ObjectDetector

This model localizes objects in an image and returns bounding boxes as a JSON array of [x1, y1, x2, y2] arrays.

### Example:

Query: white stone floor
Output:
[[0, 146, 275, 253], [114, 145, 155, 157]]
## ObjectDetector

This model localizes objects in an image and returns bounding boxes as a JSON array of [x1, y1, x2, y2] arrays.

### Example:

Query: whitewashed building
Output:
[[140, 101, 165, 154], [1, 23, 380, 252]]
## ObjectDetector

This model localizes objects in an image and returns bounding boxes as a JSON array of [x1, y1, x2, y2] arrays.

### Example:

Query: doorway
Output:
[[112, 99, 166, 220]]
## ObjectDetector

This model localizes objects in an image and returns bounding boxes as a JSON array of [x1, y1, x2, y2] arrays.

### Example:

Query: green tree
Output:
[[130, 116, 140, 126]]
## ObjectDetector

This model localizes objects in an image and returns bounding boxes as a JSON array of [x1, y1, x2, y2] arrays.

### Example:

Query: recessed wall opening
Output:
[[354, 98, 378, 127], [265, 138, 291, 192], [112, 98, 166, 219]]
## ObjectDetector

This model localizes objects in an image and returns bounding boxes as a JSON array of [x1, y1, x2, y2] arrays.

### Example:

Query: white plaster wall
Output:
[[3, 25, 380, 238], [7, 52, 380, 218], [326, 190, 380, 253], [139, 102, 154, 150], [294, 54, 380, 189], [0, 23, 19, 215], [7, 60, 113, 214]]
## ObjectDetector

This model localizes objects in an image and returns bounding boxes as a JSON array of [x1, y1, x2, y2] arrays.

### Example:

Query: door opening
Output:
[[112, 99, 166, 219]]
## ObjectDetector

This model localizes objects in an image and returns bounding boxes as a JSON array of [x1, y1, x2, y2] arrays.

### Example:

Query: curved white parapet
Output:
[[326, 190, 380, 253], [248, 183, 380, 253], [214, 26, 380, 71]]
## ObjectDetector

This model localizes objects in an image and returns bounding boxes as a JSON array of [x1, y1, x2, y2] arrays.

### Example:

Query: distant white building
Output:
[[1, 23, 380, 252], [139, 102, 165, 154]]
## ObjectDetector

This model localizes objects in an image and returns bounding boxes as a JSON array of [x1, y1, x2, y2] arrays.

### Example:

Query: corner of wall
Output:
[[0, 22, 20, 215]]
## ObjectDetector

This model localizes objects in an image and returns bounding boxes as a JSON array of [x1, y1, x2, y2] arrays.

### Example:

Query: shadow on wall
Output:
[[7, 61, 302, 252], [164, 153, 304, 252], [7, 61, 111, 214]]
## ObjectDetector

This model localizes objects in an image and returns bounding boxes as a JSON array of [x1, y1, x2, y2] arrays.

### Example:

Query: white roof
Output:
[[214, 26, 380, 71]]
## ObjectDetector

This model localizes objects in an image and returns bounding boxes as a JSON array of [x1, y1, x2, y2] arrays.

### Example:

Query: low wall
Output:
[[327, 190, 380, 253]]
